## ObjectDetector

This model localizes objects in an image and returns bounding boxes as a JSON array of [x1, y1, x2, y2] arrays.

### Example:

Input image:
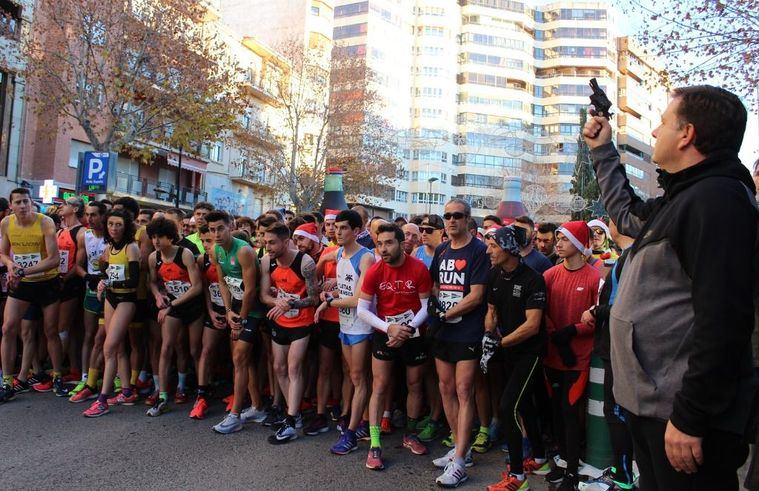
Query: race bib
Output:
[[14, 252, 43, 278], [88, 251, 101, 273], [277, 289, 300, 319], [224, 276, 244, 301], [209, 283, 224, 306], [438, 290, 463, 324], [59, 250, 70, 273], [386, 309, 419, 338], [338, 305, 356, 326], [165, 280, 191, 298], [106, 263, 125, 282]]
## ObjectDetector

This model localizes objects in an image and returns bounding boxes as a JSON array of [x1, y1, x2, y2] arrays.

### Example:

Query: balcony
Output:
[[115, 171, 207, 206], [229, 162, 276, 191]]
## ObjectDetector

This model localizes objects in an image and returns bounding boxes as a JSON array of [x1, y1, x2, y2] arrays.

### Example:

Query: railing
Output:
[[115, 171, 207, 205]]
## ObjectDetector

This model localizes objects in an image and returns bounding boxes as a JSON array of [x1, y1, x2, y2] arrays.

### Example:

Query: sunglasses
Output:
[[443, 212, 467, 221], [593, 229, 606, 236], [420, 226, 438, 234]]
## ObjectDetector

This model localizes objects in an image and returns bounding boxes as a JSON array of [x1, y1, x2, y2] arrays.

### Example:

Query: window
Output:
[[412, 192, 446, 204], [411, 171, 447, 183], [335, 2, 368, 17], [411, 150, 447, 162], [333, 23, 367, 39], [395, 190, 408, 202], [625, 164, 646, 180], [454, 154, 521, 170], [311, 6, 320, 15], [461, 33, 525, 51], [0, 0, 22, 39], [451, 174, 503, 189], [460, 0, 525, 14]]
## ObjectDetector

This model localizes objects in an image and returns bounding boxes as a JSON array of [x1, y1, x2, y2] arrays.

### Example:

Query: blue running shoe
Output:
[[355, 420, 370, 441], [331, 429, 358, 455]]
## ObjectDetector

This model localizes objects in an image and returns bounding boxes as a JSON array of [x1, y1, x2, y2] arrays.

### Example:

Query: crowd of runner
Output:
[[0, 189, 666, 490]]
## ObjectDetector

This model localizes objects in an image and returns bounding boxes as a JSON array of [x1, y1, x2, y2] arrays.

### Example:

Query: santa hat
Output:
[[293, 223, 320, 244], [587, 219, 610, 238], [324, 209, 340, 221], [557, 221, 592, 257]]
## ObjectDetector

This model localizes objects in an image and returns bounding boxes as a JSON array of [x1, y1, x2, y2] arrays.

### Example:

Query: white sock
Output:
[[58, 330, 69, 343], [82, 373, 88, 382], [178, 372, 187, 391], [382, 410, 391, 418], [534, 457, 547, 464], [153, 374, 160, 392], [512, 473, 525, 480]]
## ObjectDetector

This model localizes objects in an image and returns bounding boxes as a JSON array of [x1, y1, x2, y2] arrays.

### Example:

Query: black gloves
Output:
[[426, 296, 441, 340], [84, 273, 103, 291], [552, 324, 577, 345]]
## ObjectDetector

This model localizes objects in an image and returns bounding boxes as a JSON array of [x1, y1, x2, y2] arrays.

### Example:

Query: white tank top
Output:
[[84, 229, 106, 275], [336, 246, 372, 335]]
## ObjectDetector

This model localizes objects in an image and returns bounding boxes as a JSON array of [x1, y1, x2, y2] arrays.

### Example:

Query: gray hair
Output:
[[445, 198, 471, 217]]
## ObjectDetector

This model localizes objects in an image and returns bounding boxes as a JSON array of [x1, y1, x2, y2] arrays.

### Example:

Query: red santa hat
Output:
[[293, 223, 320, 244], [324, 209, 340, 221], [557, 221, 592, 257]]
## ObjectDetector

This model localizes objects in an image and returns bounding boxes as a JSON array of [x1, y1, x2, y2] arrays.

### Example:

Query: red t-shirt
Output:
[[543, 262, 602, 371], [361, 254, 432, 321]]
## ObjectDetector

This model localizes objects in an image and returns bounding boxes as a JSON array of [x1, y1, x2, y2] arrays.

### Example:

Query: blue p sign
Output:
[[82, 152, 110, 188]]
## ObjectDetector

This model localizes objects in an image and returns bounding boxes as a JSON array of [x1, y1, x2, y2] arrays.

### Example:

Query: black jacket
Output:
[[593, 142, 757, 437]]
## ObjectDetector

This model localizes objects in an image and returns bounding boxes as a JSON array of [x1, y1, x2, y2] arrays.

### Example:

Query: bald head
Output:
[[370, 218, 388, 245], [402, 223, 420, 254]]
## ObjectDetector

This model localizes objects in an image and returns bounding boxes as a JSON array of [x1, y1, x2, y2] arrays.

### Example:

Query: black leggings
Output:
[[545, 367, 585, 475], [496, 353, 545, 474], [602, 359, 635, 486]]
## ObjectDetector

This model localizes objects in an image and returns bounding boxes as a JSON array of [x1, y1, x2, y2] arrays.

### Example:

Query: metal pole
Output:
[[175, 144, 182, 208]]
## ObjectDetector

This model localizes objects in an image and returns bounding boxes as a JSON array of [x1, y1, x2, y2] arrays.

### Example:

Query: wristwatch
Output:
[[17, 268, 25, 278], [288, 299, 296, 309], [326, 297, 333, 308], [241, 318, 248, 328]]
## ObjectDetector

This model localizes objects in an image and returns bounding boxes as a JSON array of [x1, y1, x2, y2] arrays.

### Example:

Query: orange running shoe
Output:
[[486, 472, 530, 491], [190, 398, 209, 420], [380, 416, 392, 434]]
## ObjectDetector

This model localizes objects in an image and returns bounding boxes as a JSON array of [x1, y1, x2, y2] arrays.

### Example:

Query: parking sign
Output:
[[81, 152, 110, 191]]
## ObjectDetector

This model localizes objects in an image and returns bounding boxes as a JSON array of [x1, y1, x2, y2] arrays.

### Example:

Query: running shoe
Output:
[[31, 375, 53, 393], [402, 433, 428, 455], [416, 415, 431, 431], [436, 461, 467, 488], [294, 412, 304, 429], [432, 448, 474, 469], [365, 447, 384, 470], [557, 473, 579, 491], [442, 431, 455, 448], [380, 416, 392, 434], [336, 415, 349, 433], [391, 409, 406, 429], [523, 458, 551, 476], [487, 472, 530, 491], [417, 419, 442, 442], [62, 370, 81, 384], [26, 372, 47, 386], [107, 392, 138, 406], [330, 430, 358, 455], [135, 378, 153, 395], [545, 466, 566, 485], [262, 405, 283, 427], [268, 418, 298, 444], [329, 403, 341, 422], [83, 400, 109, 418], [12, 378, 31, 394], [146, 399, 169, 417], [69, 380, 87, 395], [355, 420, 370, 441], [53, 377, 69, 397], [240, 406, 267, 424], [472, 430, 492, 453], [213, 413, 243, 434], [578, 467, 635, 491], [304, 413, 329, 436], [0, 384, 15, 403], [175, 390, 188, 404], [190, 398, 209, 420], [69, 386, 97, 403], [145, 391, 159, 407]]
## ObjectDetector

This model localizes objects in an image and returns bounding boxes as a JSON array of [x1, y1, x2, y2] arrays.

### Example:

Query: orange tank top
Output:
[[270, 251, 314, 328], [56, 226, 81, 274]]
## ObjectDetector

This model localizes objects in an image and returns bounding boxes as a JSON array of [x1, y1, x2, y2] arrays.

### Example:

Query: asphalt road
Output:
[[2, 391, 550, 491]]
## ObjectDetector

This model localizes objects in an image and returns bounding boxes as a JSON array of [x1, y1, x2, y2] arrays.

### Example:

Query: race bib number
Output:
[[165, 280, 191, 298], [209, 283, 224, 306], [438, 290, 463, 324], [277, 289, 300, 319], [59, 250, 70, 273], [14, 253, 42, 278], [106, 264, 125, 282], [224, 276, 244, 301], [386, 309, 419, 338]]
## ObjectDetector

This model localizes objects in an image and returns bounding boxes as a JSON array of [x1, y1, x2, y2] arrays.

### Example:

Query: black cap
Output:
[[422, 214, 444, 230]]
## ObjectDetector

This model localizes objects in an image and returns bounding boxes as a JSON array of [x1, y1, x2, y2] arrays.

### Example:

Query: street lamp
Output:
[[427, 176, 439, 214]]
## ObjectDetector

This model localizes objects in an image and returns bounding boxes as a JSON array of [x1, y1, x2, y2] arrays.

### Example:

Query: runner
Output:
[[184, 202, 214, 253], [69, 201, 107, 401], [357, 223, 432, 470], [323, 209, 339, 246], [260, 222, 319, 444], [402, 223, 421, 255], [414, 214, 444, 269], [190, 225, 227, 419], [164, 208, 200, 256], [209, 211, 267, 434], [55, 196, 85, 384], [147, 217, 204, 417], [536, 222, 559, 264], [82, 209, 140, 416], [0, 188, 66, 402], [315, 209, 374, 452], [482, 226, 549, 491], [542, 221, 602, 490], [429, 198, 489, 488], [513, 216, 554, 275], [587, 219, 619, 263]]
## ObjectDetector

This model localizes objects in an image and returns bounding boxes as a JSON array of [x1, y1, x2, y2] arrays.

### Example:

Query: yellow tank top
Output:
[[135, 225, 148, 299], [106, 243, 136, 294], [8, 213, 58, 282]]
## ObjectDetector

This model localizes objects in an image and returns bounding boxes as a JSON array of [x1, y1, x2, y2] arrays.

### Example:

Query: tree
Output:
[[232, 39, 401, 212], [622, 0, 757, 101], [22, 0, 245, 158], [569, 109, 601, 221]]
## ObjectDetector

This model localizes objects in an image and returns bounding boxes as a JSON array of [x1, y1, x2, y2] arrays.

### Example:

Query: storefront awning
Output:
[[167, 152, 208, 174]]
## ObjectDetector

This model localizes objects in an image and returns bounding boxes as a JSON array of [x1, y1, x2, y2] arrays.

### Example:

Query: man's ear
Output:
[[678, 122, 697, 151]]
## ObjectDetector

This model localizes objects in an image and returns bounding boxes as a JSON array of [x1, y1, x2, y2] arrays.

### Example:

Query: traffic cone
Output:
[[584, 355, 614, 469]]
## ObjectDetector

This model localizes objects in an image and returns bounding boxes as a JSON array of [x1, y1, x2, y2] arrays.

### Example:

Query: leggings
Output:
[[545, 367, 587, 475], [496, 353, 545, 474], [602, 359, 635, 486]]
